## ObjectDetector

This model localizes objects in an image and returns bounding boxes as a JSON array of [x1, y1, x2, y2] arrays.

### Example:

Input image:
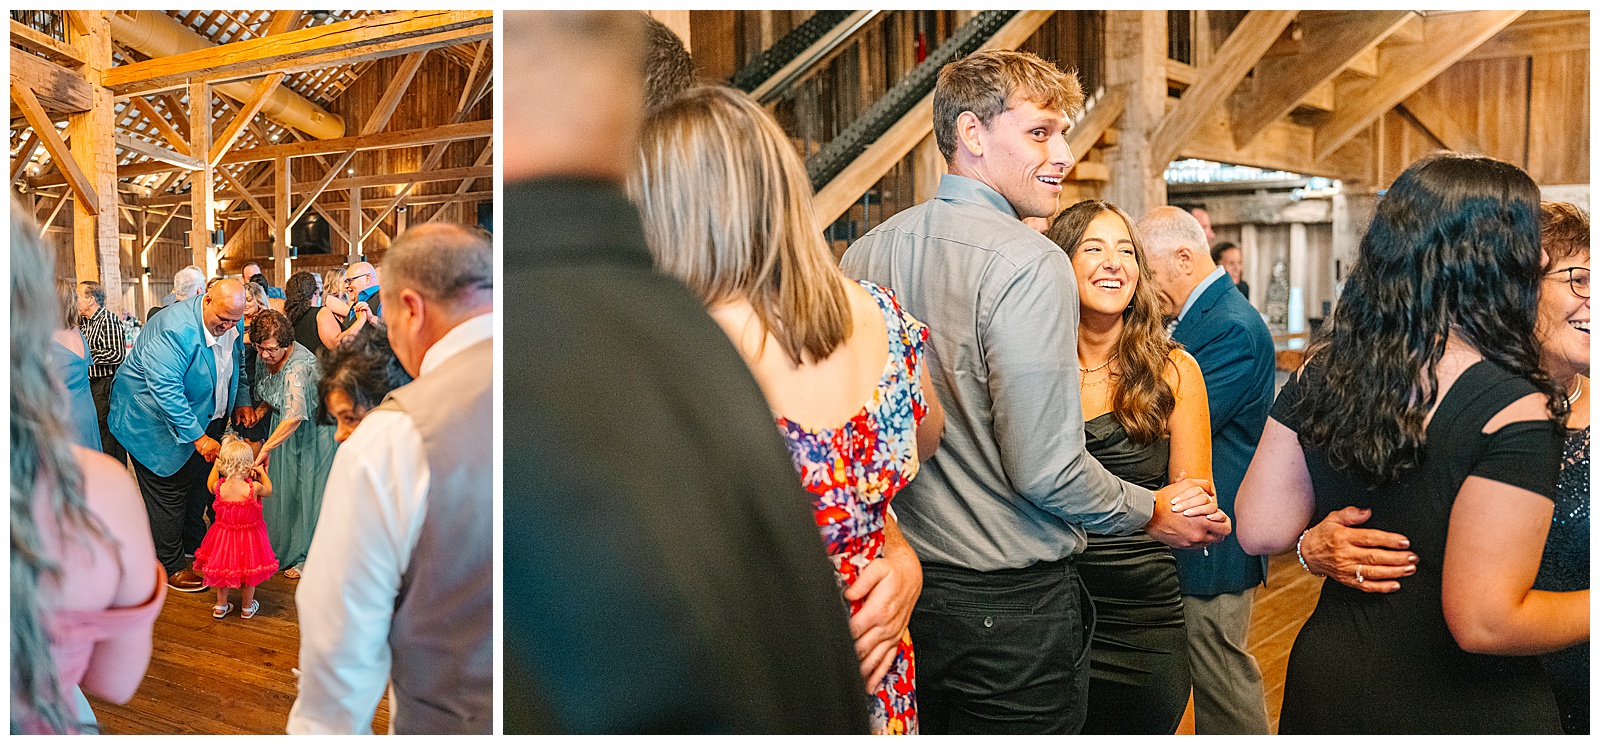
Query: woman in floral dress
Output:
[[631, 86, 946, 734]]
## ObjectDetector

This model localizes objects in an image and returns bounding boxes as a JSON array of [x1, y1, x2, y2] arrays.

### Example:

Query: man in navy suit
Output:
[[111, 279, 252, 592], [1138, 207, 1277, 734]]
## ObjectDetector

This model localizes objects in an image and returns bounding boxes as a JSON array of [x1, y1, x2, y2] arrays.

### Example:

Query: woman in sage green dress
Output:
[[242, 310, 339, 578]]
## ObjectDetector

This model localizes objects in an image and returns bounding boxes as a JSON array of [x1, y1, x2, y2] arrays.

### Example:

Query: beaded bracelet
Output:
[[1296, 529, 1324, 577]]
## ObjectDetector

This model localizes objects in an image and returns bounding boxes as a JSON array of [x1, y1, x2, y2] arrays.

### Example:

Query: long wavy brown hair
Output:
[[1047, 200, 1179, 445]]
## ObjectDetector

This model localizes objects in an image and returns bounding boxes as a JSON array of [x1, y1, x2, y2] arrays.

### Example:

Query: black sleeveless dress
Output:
[[1275, 360, 1564, 734], [1077, 412, 1190, 734]]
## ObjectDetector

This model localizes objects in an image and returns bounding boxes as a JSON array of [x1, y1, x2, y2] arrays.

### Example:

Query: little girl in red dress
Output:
[[193, 436, 279, 619]]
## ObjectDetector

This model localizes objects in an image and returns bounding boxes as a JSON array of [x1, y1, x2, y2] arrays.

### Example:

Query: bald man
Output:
[[344, 260, 382, 320], [112, 279, 253, 592]]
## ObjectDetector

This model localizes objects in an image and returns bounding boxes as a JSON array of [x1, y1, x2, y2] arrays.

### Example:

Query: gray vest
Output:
[[380, 337, 493, 734]]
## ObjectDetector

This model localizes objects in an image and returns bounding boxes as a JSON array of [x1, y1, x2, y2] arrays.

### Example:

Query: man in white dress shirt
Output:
[[288, 223, 493, 734]]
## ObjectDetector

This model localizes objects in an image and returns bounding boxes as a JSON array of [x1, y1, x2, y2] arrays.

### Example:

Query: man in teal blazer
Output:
[[111, 279, 252, 592], [1139, 207, 1277, 734]]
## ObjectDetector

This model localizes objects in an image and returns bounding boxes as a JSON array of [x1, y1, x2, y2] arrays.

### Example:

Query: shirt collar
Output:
[[1179, 266, 1230, 323], [419, 312, 494, 377], [936, 174, 1019, 219]]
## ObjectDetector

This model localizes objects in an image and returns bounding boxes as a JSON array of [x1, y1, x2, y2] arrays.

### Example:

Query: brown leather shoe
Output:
[[167, 567, 207, 593]]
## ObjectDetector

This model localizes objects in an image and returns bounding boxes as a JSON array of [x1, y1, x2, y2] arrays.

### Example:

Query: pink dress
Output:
[[192, 481, 279, 588]]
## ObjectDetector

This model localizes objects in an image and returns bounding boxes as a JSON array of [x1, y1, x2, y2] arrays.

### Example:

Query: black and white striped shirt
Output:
[[80, 306, 125, 379]]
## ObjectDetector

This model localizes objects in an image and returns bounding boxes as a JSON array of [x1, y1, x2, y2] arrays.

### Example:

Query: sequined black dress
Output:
[[1534, 426, 1589, 735]]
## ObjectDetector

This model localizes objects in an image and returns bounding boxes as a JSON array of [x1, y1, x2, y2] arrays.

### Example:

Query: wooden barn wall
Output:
[[34, 196, 189, 315], [1380, 49, 1588, 187]]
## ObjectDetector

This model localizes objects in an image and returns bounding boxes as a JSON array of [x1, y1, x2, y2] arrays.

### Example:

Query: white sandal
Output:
[[212, 603, 232, 619], [241, 599, 260, 619]]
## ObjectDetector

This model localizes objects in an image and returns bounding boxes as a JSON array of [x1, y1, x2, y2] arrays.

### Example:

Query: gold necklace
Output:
[[1079, 353, 1117, 374]]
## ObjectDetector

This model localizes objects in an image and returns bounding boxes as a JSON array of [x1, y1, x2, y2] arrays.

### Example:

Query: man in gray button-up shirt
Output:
[[841, 50, 1227, 734]]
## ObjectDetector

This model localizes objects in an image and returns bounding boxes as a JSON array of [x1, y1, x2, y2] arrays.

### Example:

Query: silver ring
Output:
[[1355, 564, 1366, 584]]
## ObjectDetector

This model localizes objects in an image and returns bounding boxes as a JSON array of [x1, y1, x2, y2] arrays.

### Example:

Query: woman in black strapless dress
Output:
[[1047, 201, 1220, 734], [1235, 154, 1586, 734]]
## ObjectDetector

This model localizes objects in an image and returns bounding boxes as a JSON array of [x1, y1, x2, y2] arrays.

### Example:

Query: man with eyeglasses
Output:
[[345, 261, 383, 322], [111, 279, 254, 593]]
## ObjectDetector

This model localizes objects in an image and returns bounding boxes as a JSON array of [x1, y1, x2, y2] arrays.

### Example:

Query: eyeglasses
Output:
[[343, 272, 373, 289], [254, 344, 286, 356], [1547, 267, 1590, 299]]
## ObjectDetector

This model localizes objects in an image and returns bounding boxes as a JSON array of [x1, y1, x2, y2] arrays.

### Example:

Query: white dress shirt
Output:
[[286, 313, 494, 734], [202, 323, 239, 421]]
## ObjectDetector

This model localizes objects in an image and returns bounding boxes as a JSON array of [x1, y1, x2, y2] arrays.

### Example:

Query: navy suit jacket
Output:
[[1171, 274, 1276, 596], [109, 295, 249, 477]]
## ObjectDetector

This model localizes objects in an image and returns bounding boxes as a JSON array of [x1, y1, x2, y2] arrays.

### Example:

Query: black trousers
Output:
[[131, 417, 225, 574], [88, 375, 126, 464], [911, 557, 1096, 734]]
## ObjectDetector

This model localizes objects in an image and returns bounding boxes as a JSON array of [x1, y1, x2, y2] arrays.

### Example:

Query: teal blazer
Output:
[[110, 295, 249, 477]]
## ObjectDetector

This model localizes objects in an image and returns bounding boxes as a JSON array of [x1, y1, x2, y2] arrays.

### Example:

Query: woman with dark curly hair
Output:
[[1045, 201, 1216, 734], [1235, 153, 1586, 733], [316, 329, 413, 443], [282, 271, 327, 359]]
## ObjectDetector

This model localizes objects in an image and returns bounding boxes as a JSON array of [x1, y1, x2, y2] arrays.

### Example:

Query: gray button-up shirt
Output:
[[841, 174, 1155, 571]]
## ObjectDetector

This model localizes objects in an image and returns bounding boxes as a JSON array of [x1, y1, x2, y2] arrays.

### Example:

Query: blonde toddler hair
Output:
[[215, 435, 255, 480]]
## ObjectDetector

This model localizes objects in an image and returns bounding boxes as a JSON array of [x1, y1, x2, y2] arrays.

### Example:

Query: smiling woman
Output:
[[1045, 200, 1215, 734]]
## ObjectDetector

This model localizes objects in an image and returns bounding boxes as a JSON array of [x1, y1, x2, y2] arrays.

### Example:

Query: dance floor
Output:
[[88, 553, 1319, 735], [87, 572, 389, 735]]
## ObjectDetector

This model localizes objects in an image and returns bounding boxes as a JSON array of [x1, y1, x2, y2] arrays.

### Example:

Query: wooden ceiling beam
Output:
[[208, 72, 285, 166], [1463, 13, 1589, 61], [129, 95, 191, 154], [1313, 10, 1524, 161], [362, 51, 428, 137], [1395, 93, 1488, 155], [11, 131, 41, 183], [11, 83, 98, 213], [1149, 10, 1299, 167], [102, 10, 494, 97], [1227, 10, 1413, 149], [422, 146, 494, 224], [144, 165, 495, 205], [11, 47, 94, 113], [11, 20, 86, 65], [157, 93, 191, 135], [114, 132, 204, 171], [1066, 90, 1126, 164], [214, 164, 276, 230], [219, 118, 492, 164]]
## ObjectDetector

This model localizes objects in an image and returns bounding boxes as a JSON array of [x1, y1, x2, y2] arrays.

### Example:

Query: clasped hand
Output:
[[1146, 476, 1231, 549]]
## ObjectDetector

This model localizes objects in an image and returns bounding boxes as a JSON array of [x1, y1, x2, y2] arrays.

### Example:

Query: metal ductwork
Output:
[[110, 10, 345, 139]]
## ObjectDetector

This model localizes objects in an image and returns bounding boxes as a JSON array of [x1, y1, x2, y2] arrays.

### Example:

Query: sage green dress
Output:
[[256, 342, 339, 570]]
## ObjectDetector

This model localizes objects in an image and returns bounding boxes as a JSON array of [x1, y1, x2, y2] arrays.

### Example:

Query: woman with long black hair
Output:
[[1235, 153, 1587, 733]]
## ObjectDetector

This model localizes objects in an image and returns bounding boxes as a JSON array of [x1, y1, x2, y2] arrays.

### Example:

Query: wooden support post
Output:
[[66, 10, 120, 304], [1103, 10, 1168, 219], [274, 157, 290, 285], [1240, 223, 1261, 308], [189, 81, 215, 273], [348, 186, 362, 261]]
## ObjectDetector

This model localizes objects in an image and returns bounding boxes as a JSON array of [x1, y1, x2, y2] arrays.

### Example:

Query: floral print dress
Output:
[[776, 280, 929, 735]]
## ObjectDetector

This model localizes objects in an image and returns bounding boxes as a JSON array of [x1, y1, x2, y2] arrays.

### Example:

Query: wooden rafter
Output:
[[208, 73, 284, 166], [220, 119, 492, 164], [214, 164, 276, 229], [103, 10, 494, 96], [11, 20, 86, 65], [422, 144, 493, 224], [129, 95, 190, 154], [114, 132, 203, 171], [11, 83, 98, 213], [455, 41, 488, 115], [11, 131, 40, 183], [1227, 10, 1413, 149], [1066, 90, 1126, 163], [1313, 10, 1524, 161], [1395, 93, 1487, 155], [1149, 10, 1298, 167]]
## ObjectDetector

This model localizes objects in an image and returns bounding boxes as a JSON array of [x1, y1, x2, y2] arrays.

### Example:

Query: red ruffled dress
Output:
[[193, 480, 279, 588]]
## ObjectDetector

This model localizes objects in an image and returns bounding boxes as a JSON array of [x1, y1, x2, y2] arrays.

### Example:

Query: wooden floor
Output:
[[88, 572, 389, 735], [90, 553, 1319, 735], [1247, 551, 1324, 734]]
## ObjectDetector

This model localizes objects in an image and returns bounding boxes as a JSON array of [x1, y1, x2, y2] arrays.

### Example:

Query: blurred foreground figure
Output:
[[501, 11, 868, 734]]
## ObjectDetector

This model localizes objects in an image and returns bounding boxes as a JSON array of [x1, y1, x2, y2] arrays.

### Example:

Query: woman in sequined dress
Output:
[[1530, 201, 1589, 734]]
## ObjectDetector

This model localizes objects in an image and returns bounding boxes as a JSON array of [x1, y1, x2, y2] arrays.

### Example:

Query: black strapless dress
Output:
[[1077, 412, 1189, 734]]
